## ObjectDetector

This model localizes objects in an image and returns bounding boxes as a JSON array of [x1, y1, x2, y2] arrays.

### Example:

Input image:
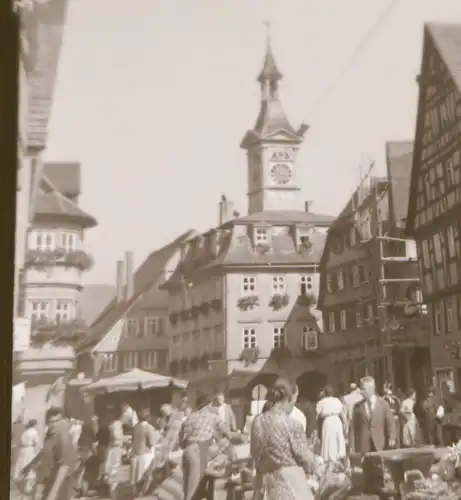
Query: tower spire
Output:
[[257, 20, 283, 95]]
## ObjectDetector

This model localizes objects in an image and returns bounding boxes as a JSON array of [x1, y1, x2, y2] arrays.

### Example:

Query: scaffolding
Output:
[[350, 162, 427, 389]]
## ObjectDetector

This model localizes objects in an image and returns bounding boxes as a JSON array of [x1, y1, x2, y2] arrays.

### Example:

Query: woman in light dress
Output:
[[251, 377, 320, 500], [316, 385, 348, 464], [130, 409, 161, 498], [13, 419, 40, 484], [400, 388, 421, 447], [99, 408, 124, 500]]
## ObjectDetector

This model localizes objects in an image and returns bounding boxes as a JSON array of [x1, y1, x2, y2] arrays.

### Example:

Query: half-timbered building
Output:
[[406, 23, 461, 391]]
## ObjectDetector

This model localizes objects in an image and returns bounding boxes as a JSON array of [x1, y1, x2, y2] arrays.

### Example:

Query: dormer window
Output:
[[253, 225, 271, 247]]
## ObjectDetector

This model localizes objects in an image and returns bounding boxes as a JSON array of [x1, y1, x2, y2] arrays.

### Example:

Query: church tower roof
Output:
[[241, 24, 305, 149]]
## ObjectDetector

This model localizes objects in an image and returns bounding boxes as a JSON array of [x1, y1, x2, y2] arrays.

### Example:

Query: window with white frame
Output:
[[124, 352, 138, 371], [61, 232, 77, 252], [126, 318, 139, 336], [145, 317, 160, 336], [447, 226, 456, 259], [326, 274, 333, 293], [351, 265, 360, 287], [272, 327, 285, 348], [243, 328, 257, 349], [29, 300, 50, 322], [356, 308, 363, 327], [254, 227, 269, 244], [337, 270, 344, 290], [340, 310, 347, 330], [143, 351, 157, 370], [242, 276, 257, 296], [272, 276, 285, 294], [302, 326, 318, 351], [55, 300, 72, 323], [300, 275, 313, 295], [33, 231, 55, 251], [328, 312, 335, 333], [433, 234, 442, 263], [435, 368, 454, 394], [103, 353, 118, 373]]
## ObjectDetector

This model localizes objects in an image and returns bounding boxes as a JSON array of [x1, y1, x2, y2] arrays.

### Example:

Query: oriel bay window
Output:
[[55, 300, 72, 323], [29, 300, 50, 322]]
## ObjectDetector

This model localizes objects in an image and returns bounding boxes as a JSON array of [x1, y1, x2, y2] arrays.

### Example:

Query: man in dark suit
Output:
[[353, 376, 396, 454]]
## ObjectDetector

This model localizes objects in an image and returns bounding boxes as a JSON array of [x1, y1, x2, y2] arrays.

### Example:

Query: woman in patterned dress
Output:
[[400, 388, 421, 447], [250, 377, 319, 500]]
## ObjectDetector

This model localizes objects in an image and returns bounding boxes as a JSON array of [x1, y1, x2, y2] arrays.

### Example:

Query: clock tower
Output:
[[240, 28, 309, 215]]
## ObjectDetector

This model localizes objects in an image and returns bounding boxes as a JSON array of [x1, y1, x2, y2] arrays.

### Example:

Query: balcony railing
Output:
[[25, 249, 94, 271]]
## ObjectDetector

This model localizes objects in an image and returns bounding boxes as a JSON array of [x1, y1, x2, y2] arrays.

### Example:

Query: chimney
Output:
[[125, 251, 134, 301], [305, 200, 312, 213], [116, 260, 125, 304], [219, 194, 235, 225]]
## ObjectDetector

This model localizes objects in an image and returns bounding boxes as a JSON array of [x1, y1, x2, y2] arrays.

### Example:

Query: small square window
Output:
[[272, 276, 285, 293], [126, 319, 139, 336], [242, 276, 257, 296], [254, 228, 269, 244]]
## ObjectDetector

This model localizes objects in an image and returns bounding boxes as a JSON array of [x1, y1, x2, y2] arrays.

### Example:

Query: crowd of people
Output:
[[10, 376, 457, 500]]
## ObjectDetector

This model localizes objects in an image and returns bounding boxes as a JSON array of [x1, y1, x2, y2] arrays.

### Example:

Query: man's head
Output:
[[45, 406, 64, 433], [160, 403, 173, 419], [360, 376, 376, 400], [212, 388, 225, 406], [139, 408, 151, 422], [350, 383, 357, 392], [121, 402, 130, 411]]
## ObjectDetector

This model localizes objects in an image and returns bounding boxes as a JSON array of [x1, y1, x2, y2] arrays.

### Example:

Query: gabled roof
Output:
[[164, 211, 334, 289], [406, 23, 461, 235], [43, 162, 80, 197], [34, 191, 97, 228], [386, 141, 413, 228], [428, 23, 461, 93], [76, 230, 196, 353]]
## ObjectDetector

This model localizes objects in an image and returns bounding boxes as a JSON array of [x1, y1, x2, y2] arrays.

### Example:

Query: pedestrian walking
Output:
[[383, 384, 402, 448], [316, 385, 348, 464], [130, 408, 161, 498], [250, 377, 319, 500], [179, 392, 234, 500], [400, 389, 421, 447], [342, 382, 363, 453], [352, 376, 396, 454]]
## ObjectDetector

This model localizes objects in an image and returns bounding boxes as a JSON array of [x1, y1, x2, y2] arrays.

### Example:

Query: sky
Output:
[[44, 0, 461, 285]]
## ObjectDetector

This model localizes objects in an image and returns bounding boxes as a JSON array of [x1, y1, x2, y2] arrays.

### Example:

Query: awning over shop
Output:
[[82, 368, 188, 395]]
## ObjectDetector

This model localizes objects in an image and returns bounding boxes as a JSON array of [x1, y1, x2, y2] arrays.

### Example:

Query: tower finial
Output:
[[264, 19, 272, 52]]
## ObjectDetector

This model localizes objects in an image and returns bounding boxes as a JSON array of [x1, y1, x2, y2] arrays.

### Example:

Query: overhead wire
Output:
[[301, 0, 402, 125]]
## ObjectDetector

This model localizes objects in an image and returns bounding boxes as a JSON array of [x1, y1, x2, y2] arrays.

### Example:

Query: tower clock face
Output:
[[270, 163, 292, 185]]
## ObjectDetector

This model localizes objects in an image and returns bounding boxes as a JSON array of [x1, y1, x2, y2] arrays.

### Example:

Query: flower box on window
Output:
[[269, 346, 292, 362], [64, 250, 94, 271], [210, 299, 222, 311], [30, 318, 88, 348], [269, 293, 290, 311], [237, 295, 260, 311], [169, 360, 179, 376], [298, 293, 317, 308], [239, 347, 260, 367]]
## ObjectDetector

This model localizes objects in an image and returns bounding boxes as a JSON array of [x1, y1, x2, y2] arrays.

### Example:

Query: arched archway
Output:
[[296, 370, 327, 402]]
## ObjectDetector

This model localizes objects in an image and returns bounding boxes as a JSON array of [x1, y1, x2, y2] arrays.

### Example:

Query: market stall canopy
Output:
[[81, 368, 188, 395]]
